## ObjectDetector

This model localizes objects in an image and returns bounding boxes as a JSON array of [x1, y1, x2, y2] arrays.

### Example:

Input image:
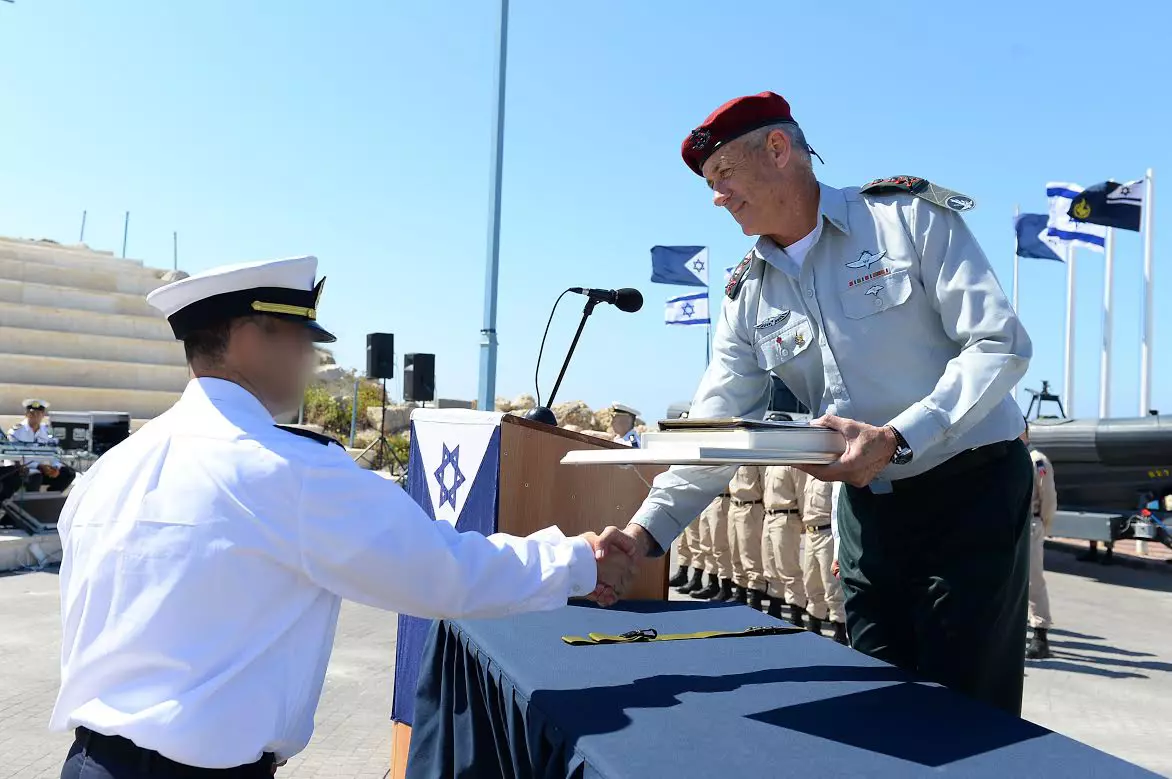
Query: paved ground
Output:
[[1, 545, 1169, 777]]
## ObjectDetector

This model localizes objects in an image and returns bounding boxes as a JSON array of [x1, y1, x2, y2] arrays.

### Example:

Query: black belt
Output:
[[74, 727, 275, 775], [806, 523, 832, 532], [731, 498, 763, 506], [891, 440, 1014, 492], [765, 507, 800, 515], [719, 493, 731, 498]]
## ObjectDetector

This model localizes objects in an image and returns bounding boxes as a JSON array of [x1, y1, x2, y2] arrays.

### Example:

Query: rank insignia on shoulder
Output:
[[725, 251, 758, 300], [275, 424, 341, 447], [861, 175, 975, 212]]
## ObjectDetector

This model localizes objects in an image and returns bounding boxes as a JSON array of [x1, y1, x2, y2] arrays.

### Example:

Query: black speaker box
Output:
[[366, 333, 395, 380], [404, 353, 435, 402]]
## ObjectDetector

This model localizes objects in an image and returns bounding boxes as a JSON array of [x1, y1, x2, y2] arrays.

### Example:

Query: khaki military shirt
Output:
[[762, 466, 803, 511], [728, 465, 764, 502], [802, 477, 834, 527], [633, 180, 1032, 553]]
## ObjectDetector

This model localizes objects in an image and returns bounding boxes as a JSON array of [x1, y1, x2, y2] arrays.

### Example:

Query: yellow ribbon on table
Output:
[[561, 625, 804, 646]]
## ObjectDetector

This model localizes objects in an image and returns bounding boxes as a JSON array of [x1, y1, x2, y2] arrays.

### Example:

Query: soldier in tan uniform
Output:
[[692, 491, 735, 600], [762, 465, 808, 626], [801, 476, 848, 644], [1023, 422, 1057, 659], [670, 516, 707, 593], [727, 465, 769, 609]]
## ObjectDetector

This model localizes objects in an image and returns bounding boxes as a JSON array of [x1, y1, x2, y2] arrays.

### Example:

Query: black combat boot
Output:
[[710, 578, 735, 602], [1026, 627, 1051, 659], [668, 565, 690, 588], [746, 589, 768, 611], [806, 614, 824, 635], [732, 586, 749, 605], [767, 598, 783, 619], [676, 568, 704, 595], [788, 604, 807, 630], [690, 573, 722, 599], [832, 621, 848, 646]]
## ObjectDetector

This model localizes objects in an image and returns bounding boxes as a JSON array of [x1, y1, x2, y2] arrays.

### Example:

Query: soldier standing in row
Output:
[[727, 465, 769, 609], [670, 515, 706, 592], [1023, 420, 1057, 659], [801, 477, 848, 644], [690, 491, 735, 600], [762, 465, 808, 625]]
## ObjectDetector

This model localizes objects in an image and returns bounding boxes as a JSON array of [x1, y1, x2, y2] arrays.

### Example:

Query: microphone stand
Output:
[[525, 297, 599, 426]]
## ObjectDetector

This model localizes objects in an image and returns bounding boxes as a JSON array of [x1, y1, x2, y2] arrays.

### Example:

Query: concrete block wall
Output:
[[0, 237, 187, 420]]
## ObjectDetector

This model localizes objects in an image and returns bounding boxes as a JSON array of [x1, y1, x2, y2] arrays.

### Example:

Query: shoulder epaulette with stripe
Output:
[[275, 424, 341, 447], [860, 175, 975, 212], [725, 251, 759, 300]]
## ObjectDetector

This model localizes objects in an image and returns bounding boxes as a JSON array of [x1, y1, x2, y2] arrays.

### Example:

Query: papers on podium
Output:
[[560, 418, 845, 466]]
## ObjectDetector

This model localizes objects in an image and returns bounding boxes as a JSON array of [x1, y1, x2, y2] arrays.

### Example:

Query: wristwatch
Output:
[[888, 426, 913, 465]]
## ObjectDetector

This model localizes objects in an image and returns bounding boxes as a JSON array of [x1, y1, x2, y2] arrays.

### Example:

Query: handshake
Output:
[[577, 525, 653, 607]]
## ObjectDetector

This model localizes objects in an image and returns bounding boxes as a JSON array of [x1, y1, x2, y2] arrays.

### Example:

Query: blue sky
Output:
[[1, 1, 1167, 421]]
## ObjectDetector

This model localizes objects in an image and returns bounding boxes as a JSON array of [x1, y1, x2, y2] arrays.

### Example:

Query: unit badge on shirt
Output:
[[860, 175, 976, 212]]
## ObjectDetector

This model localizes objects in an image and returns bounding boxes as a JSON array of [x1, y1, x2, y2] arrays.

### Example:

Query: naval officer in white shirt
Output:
[[51, 256, 638, 777]]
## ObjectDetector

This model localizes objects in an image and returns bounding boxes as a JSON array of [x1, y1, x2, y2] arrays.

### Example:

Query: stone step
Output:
[[0, 326, 186, 367], [0, 353, 190, 395], [0, 256, 170, 297], [0, 277, 158, 318], [0, 382, 180, 419], [0, 238, 146, 271], [0, 301, 174, 341]]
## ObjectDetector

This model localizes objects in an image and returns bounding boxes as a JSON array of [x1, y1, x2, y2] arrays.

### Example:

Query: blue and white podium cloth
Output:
[[392, 409, 505, 727]]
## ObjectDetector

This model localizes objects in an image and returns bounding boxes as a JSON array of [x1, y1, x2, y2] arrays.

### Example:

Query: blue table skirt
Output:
[[405, 600, 1155, 778]]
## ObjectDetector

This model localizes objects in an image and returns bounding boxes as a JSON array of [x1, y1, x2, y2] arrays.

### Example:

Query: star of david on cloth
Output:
[[691, 257, 706, 273], [434, 443, 466, 510], [681, 302, 695, 318]]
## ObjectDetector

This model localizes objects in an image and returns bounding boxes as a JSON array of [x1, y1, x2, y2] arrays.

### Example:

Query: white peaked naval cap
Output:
[[23, 398, 50, 411], [146, 255, 335, 343], [611, 403, 640, 417]]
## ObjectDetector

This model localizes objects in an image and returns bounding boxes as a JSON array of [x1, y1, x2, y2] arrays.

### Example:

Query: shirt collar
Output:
[[751, 180, 851, 266], [182, 377, 275, 424]]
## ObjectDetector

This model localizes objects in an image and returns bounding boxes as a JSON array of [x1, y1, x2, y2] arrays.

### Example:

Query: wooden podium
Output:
[[389, 410, 667, 777]]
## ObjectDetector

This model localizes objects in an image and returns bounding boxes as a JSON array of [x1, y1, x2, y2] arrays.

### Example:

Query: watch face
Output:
[[892, 446, 913, 465]]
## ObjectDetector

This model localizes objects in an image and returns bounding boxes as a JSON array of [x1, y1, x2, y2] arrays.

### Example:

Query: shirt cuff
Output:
[[886, 402, 948, 462], [564, 536, 598, 598], [629, 510, 671, 558]]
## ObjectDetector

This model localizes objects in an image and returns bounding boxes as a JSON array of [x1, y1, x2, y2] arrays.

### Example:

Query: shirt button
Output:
[[781, 349, 790, 357], [805, 288, 814, 298], [572, 585, 583, 595], [874, 298, 883, 308]]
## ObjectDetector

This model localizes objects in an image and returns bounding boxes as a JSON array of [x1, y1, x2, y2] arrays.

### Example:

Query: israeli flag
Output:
[[665, 291, 710, 326], [723, 265, 735, 284], [1046, 182, 1107, 252], [651, 246, 709, 287]]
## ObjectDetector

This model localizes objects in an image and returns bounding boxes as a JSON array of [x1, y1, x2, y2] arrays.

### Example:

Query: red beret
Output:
[[680, 91, 795, 176]]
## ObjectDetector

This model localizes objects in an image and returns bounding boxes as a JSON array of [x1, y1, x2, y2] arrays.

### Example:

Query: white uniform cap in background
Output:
[[146, 255, 335, 343], [611, 403, 640, 417]]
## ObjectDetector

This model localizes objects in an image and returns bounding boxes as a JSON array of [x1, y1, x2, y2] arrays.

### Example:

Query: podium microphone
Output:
[[568, 287, 644, 313], [525, 286, 644, 426]]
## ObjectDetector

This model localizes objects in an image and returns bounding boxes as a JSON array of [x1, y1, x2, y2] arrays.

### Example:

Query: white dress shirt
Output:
[[632, 181, 1031, 551], [7, 420, 61, 469], [51, 378, 595, 768]]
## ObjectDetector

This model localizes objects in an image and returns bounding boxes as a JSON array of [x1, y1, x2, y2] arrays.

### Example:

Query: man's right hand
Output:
[[579, 527, 640, 607]]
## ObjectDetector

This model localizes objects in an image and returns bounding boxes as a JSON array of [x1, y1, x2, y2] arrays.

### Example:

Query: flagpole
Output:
[[1012, 205, 1020, 404], [1063, 244, 1077, 415], [1140, 168, 1156, 416], [1098, 228, 1115, 418]]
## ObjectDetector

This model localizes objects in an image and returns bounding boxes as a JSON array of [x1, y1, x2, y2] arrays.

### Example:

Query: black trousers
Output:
[[25, 464, 76, 493], [836, 439, 1033, 715], [62, 728, 275, 778]]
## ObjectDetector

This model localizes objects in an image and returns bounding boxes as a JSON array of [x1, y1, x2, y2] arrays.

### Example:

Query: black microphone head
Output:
[[615, 288, 643, 313]]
